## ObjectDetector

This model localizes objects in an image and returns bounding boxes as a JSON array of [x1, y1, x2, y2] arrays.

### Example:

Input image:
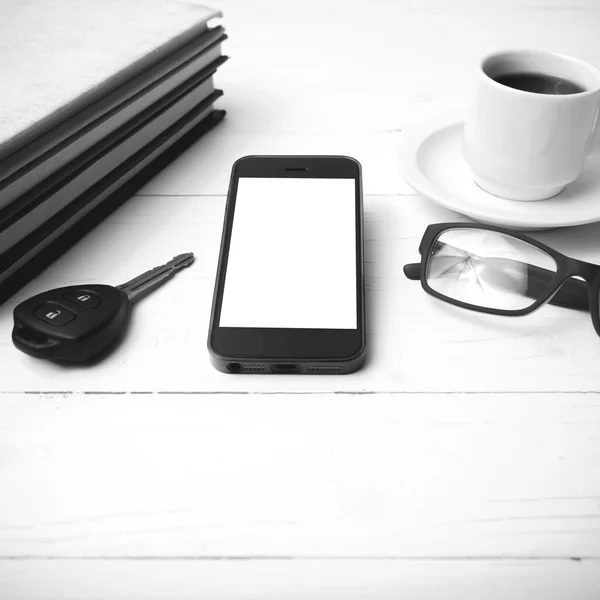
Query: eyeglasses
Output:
[[403, 223, 600, 337]]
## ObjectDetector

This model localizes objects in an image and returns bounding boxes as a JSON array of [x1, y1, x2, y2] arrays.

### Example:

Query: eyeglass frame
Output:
[[403, 222, 600, 336]]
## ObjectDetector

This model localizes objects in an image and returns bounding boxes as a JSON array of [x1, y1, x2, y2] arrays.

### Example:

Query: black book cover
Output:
[[0, 108, 226, 304]]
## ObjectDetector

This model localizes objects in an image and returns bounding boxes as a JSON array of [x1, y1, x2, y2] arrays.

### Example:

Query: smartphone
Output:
[[207, 155, 366, 374]]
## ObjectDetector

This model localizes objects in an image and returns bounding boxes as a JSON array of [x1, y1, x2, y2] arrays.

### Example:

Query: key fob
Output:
[[12, 285, 131, 362]]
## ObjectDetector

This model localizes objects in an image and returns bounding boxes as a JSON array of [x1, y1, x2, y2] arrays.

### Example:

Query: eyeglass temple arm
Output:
[[402, 262, 589, 311], [403, 263, 421, 280]]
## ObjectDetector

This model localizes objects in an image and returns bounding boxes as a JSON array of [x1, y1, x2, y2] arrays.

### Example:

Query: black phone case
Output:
[[207, 155, 366, 375]]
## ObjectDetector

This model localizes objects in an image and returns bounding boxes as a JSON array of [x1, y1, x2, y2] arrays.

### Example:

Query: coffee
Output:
[[494, 72, 585, 95]]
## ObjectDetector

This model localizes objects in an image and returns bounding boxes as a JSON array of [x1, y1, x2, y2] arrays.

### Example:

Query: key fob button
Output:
[[63, 290, 101, 308], [34, 303, 75, 326]]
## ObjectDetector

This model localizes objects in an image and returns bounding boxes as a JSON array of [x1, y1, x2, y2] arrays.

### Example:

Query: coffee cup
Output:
[[463, 49, 600, 201]]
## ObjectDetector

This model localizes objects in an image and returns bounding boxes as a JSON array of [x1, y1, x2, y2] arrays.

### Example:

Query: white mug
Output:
[[463, 49, 600, 201]]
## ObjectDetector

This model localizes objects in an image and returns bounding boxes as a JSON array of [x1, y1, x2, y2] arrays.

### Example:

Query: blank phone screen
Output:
[[219, 177, 357, 329]]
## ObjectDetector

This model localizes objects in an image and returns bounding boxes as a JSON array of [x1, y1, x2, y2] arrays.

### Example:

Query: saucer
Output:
[[400, 109, 600, 230]]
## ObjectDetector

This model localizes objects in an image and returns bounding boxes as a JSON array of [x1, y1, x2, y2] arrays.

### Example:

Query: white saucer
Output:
[[400, 109, 600, 230]]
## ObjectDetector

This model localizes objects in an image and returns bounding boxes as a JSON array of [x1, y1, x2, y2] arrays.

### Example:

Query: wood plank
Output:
[[1, 195, 600, 393], [1, 393, 599, 558], [140, 0, 600, 197], [1, 559, 599, 600], [199, 0, 600, 136]]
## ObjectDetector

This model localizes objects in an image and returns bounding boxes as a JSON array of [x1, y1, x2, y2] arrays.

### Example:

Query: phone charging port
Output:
[[272, 364, 300, 374]]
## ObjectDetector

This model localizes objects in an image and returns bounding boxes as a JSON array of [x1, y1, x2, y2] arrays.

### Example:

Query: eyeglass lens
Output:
[[426, 229, 558, 311]]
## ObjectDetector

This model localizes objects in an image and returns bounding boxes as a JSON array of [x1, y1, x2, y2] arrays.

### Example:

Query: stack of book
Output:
[[0, 0, 227, 301]]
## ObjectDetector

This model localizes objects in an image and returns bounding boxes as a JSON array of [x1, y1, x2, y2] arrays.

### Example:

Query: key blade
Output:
[[118, 252, 195, 302], [164, 252, 195, 271]]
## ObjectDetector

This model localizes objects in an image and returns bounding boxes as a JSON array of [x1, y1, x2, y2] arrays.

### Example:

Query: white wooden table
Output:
[[2, 1, 600, 597]]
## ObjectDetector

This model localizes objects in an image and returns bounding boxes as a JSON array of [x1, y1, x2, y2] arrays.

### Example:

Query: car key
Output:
[[12, 253, 194, 363]]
